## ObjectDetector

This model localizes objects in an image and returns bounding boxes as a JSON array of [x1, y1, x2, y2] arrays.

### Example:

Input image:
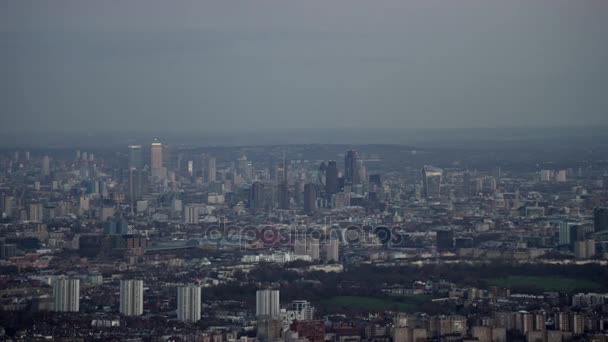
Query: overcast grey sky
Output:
[[1, 0, 607, 134]]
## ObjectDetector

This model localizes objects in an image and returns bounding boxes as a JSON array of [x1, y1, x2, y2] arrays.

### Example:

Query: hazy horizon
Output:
[[2, 0, 608, 134]]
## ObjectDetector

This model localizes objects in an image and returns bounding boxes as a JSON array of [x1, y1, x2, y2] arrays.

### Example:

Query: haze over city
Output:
[[1, 1, 608, 342], [2, 0, 608, 140]]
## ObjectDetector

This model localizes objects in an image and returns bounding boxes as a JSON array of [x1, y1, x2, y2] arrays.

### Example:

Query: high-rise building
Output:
[[326, 239, 339, 262], [325, 161, 339, 198], [41, 155, 50, 176], [559, 221, 571, 245], [422, 166, 443, 199], [256, 289, 280, 318], [294, 238, 307, 256], [128, 145, 144, 170], [344, 150, 360, 185], [150, 141, 163, 170], [29, 203, 43, 222], [303, 183, 317, 214], [120, 279, 143, 316], [594, 207, 608, 232], [250, 182, 266, 212], [128, 168, 146, 203], [53, 277, 80, 312], [278, 155, 289, 210], [207, 157, 216, 182], [177, 285, 201, 322], [184, 204, 199, 224], [308, 238, 320, 261]]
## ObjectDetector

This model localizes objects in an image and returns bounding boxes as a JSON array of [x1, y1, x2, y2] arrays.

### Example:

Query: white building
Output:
[[184, 204, 199, 224], [120, 279, 144, 316], [53, 277, 80, 312], [256, 289, 280, 318], [177, 285, 201, 322], [326, 239, 339, 262]]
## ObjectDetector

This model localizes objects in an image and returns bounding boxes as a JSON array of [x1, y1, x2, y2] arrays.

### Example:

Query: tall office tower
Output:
[[41, 155, 50, 176], [29, 203, 43, 222], [325, 161, 339, 198], [256, 289, 280, 318], [177, 285, 202, 322], [120, 279, 144, 316], [278, 155, 289, 209], [207, 157, 217, 182], [187, 160, 194, 176], [184, 204, 199, 224], [278, 182, 289, 210], [308, 238, 320, 261], [303, 183, 317, 214], [559, 221, 571, 245], [25, 151, 30, 161], [128, 168, 146, 203], [237, 155, 252, 180], [162, 144, 172, 171], [594, 207, 608, 232], [325, 238, 339, 262], [344, 150, 360, 185], [53, 277, 80, 312], [250, 181, 265, 212], [150, 141, 163, 170], [422, 165, 443, 199], [128, 145, 144, 170]]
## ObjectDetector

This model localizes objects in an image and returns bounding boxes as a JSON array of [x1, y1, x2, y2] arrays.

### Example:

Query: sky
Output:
[[1, 0, 607, 135]]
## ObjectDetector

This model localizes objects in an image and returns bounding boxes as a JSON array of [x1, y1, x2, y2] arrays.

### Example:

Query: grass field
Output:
[[483, 275, 602, 292], [319, 295, 431, 312]]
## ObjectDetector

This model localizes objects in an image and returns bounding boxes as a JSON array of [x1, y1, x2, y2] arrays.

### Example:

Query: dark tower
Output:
[[250, 181, 265, 212], [278, 153, 289, 210], [303, 183, 317, 214], [344, 150, 359, 185], [325, 160, 339, 199]]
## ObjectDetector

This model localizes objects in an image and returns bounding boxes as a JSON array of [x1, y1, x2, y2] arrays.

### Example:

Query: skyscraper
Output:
[[422, 165, 443, 199], [308, 238, 320, 261], [326, 238, 339, 262], [41, 155, 50, 176], [150, 141, 163, 170], [256, 289, 280, 318], [594, 207, 608, 232], [250, 181, 266, 212], [344, 150, 360, 185], [120, 279, 143, 316], [303, 183, 317, 214], [325, 160, 339, 198], [128, 145, 144, 170], [559, 221, 571, 246], [53, 277, 80, 312], [177, 285, 201, 322], [128, 168, 146, 203], [278, 155, 289, 210], [29, 203, 43, 222], [184, 204, 199, 224], [207, 156, 217, 182]]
